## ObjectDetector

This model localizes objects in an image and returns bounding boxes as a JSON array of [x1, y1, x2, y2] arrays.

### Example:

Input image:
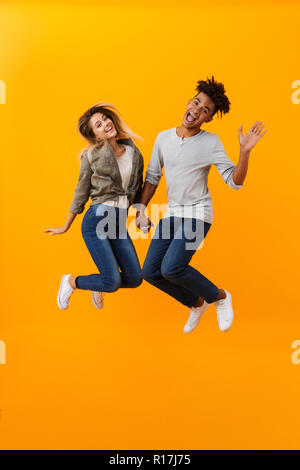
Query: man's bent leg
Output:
[[142, 217, 199, 307], [160, 217, 219, 304]]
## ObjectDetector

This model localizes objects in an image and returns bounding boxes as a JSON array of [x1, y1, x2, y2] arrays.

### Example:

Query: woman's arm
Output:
[[44, 151, 92, 236], [69, 152, 93, 214], [43, 211, 77, 235]]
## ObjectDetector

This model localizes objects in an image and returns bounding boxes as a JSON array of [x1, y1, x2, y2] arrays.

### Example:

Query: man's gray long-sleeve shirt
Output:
[[145, 127, 242, 223]]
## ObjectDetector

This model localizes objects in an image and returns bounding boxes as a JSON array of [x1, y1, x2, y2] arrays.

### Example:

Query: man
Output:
[[136, 76, 266, 333]]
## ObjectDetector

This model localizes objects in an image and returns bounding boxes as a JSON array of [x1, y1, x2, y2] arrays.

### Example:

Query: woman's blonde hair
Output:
[[77, 102, 142, 164]]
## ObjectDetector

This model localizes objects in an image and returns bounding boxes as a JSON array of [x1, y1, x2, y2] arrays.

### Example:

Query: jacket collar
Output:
[[93, 137, 136, 157], [116, 137, 135, 148]]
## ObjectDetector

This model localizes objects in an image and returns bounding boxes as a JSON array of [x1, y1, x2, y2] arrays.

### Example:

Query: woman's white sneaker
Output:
[[91, 291, 104, 309], [57, 274, 74, 310], [183, 300, 209, 334], [215, 289, 234, 332]]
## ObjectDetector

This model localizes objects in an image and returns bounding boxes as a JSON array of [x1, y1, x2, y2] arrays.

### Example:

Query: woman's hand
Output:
[[238, 121, 267, 152], [43, 226, 68, 236], [44, 212, 76, 236]]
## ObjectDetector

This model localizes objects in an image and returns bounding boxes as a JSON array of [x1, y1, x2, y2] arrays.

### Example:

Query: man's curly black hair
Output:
[[196, 76, 230, 118]]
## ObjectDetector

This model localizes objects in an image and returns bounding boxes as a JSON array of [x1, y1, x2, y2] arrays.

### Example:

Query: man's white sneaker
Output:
[[57, 274, 74, 310], [91, 291, 104, 309], [215, 289, 234, 332], [183, 300, 209, 334]]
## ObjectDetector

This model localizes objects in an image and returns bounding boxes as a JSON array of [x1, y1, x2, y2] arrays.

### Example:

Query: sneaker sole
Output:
[[218, 290, 234, 332], [57, 275, 70, 310], [91, 291, 103, 309]]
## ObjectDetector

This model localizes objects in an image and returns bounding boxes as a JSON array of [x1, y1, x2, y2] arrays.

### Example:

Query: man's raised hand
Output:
[[238, 121, 267, 152]]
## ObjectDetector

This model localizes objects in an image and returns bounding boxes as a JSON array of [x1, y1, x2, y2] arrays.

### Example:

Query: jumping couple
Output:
[[44, 77, 267, 334]]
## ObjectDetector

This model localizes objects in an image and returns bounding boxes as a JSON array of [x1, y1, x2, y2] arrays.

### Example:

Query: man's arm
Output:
[[135, 182, 157, 232], [233, 121, 267, 185], [232, 148, 250, 185], [137, 181, 157, 211], [135, 133, 164, 232]]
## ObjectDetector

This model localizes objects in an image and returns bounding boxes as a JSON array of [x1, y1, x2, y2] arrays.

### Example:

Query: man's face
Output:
[[182, 92, 216, 128]]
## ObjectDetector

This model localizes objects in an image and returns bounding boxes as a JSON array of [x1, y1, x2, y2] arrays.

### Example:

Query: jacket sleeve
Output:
[[144, 133, 164, 187], [133, 152, 144, 204], [212, 136, 243, 190], [69, 152, 93, 214]]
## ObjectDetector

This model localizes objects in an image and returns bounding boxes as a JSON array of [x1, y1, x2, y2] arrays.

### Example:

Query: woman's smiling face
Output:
[[89, 112, 117, 141], [182, 92, 216, 128]]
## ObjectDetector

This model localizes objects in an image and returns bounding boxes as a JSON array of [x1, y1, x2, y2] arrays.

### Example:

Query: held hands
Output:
[[239, 121, 267, 152], [135, 211, 152, 234], [43, 226, 68, 236]]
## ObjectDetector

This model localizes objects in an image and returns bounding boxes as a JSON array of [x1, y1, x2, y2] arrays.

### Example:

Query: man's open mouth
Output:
[[186, 112, 197, 123]]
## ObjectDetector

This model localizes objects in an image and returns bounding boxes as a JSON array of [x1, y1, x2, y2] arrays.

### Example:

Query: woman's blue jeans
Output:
[[142, 216, 219, 307], [75, 204, 143, 292]]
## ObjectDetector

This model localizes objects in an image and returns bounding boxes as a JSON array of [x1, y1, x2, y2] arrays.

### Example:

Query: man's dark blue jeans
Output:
[[142, 216, 219, 307], [75, 204, 143, 292]]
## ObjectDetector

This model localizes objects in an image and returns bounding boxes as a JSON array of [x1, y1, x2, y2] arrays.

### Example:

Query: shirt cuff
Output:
[[145, 170, 161, 187], [229, 174, 243, 190], [69, 204, 84, 214]]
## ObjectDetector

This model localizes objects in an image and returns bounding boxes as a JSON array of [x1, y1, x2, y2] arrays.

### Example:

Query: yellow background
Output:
[[0, 0, 300, 450]]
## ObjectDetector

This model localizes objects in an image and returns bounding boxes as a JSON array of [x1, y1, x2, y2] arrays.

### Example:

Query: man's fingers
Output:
[[257, 124, 265, 135], [253, 121, 264, 133], [250, 120, 260, 132], [258, 130, 267, 139], [254, 123, 264, 134]]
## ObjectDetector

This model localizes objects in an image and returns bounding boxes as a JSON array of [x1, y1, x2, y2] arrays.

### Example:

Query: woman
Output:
[[44, 102, 144, 310]]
